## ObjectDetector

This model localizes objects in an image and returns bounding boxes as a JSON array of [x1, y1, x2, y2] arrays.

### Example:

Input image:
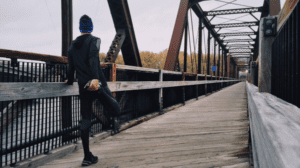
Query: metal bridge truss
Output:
[[212, 22, 259, 28], [163, 0, 278, 76], [219, 32, 257, 37], [204, 7, 263, 16]]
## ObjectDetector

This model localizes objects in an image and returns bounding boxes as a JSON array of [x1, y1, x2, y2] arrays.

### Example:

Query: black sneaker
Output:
[[82, 152, 98, 166], [112, 117, 120, 135]]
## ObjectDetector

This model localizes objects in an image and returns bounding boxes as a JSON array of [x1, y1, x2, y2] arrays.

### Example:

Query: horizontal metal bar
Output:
[[204, 7, 263, 16], [223, 39, 256, 43], [212, 22, 259, 28], [229, 53, 254, 55], [229, 48, 253, 51], [0, 80, 240, 101], [219, 32, 257, 37], [231, 57, 251, 58]]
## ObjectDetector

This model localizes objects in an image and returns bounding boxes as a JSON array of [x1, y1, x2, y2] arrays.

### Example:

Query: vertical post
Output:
[[235, 65, 238, 79], [207, 30, 211, 75], [221, 48, 223, 77], [182, 72, 185, 105], [195, 74, 198, 100], [225, 51, 228, 77], [258, 16, 278, 93], [198, 17, 202, 74], [61, 0, 73, 57], [213, 39, 216, 76], [110, 63, 117, 97], [109, 63, 117, 134], [184, 15, 188, 72], [205, 75, 207, 95], [218, 44, 220, 77], [61, 0, 73, 143], [159, 70, 164, 114]]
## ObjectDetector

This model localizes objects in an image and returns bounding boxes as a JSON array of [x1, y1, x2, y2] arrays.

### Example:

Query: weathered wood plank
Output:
[[39, 82, 249, 168], [277, 0, 299, 31], [247, 82, 300, 168], [0, 80, 239, 101]]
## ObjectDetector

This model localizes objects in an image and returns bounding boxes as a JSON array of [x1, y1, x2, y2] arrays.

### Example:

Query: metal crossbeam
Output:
[[219, 32, 257, 37], [204, 7, 263, 16], [231, 56, 251, 58], [229, 49, 253, 53], [212, 22, 259, 28], [229, 53, 253, 55], [223, 39, 255, 43]]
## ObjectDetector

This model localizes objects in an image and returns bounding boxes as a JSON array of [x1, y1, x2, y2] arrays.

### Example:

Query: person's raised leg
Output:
[[97, 86, 121, 134]]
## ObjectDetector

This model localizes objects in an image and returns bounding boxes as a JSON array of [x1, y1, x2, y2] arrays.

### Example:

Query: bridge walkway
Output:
[[40, 82, 249, 168]]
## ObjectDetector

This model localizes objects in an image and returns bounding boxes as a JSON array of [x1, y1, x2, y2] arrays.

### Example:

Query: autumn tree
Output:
[[98, 49, 226, 76]]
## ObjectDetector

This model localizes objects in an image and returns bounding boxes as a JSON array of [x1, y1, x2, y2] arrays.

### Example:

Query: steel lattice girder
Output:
[[164, 0, 190, 71], [204, 7, 263, 16], [107, 0, 142, 67], [223, 39, 255, 43], [229, 49, 253, 53], [230, 54, 253, 56], [212, 22, 259, 28], [229, 52, 253, 55], [226, 44, 255, 47], [219, 32, 257, 37], [232, 57, 251, 58]]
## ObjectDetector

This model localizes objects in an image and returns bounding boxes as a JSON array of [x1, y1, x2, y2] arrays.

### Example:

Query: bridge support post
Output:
[[205, 75, 207, 95], [198, 16, 202, 74], [182, 72, 186, 106], [207, 30, 211, 75], [159, 70, 164, 114], [258, 16, 278, 93], [184, 15, 188, 72], [195, 74, 198, 100], [250, 61, 255, 84], [61, 0, 73, 143]]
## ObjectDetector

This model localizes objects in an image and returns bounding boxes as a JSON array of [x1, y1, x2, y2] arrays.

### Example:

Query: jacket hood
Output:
[[73, 34, 91, 49]]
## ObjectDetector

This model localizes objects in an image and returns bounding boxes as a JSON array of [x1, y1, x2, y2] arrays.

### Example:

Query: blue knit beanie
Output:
[[79, 15, 93, 33]]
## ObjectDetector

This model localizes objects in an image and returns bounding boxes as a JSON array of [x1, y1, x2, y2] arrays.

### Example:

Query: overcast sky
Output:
[[0, 0, 287, 63]]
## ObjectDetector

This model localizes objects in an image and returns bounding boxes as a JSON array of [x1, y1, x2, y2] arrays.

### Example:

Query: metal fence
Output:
[[0, 60, 107, 167], [0, 59, 238, 167], [271, 2, 299, 108]]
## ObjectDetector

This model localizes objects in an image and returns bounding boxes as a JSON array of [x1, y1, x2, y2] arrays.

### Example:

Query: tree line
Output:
[[99, 49, 226, 75]]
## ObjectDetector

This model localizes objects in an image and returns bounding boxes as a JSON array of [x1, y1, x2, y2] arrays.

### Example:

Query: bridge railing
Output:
[[0, 57, 239, 167], [271, 1, 299, 108], [247, 82, 300, 168]]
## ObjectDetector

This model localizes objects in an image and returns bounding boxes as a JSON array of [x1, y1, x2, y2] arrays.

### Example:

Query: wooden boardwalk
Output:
[[40, 82, 249, 168]]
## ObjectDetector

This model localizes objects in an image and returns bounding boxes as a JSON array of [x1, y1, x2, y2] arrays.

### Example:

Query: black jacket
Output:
[[66, 34, 107, 87]]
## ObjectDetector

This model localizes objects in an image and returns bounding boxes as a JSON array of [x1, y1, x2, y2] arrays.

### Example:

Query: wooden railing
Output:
[[246, 82, 300, 168]]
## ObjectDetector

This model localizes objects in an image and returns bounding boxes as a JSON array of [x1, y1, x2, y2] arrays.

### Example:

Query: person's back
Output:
[[66, 14, 120, 167], [67, 33, 107, 88]]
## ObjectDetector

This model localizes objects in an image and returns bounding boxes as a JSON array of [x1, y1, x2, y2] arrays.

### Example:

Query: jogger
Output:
[[65, 14, 120, 166]]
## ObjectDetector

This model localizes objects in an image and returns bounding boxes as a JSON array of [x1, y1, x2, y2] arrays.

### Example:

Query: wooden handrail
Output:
[[246, 82, 300, 167], [0, 80, 239, 101]]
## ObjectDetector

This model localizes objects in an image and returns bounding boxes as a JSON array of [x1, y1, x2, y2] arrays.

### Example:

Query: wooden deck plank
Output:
[[39, 82, 249, 168]]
